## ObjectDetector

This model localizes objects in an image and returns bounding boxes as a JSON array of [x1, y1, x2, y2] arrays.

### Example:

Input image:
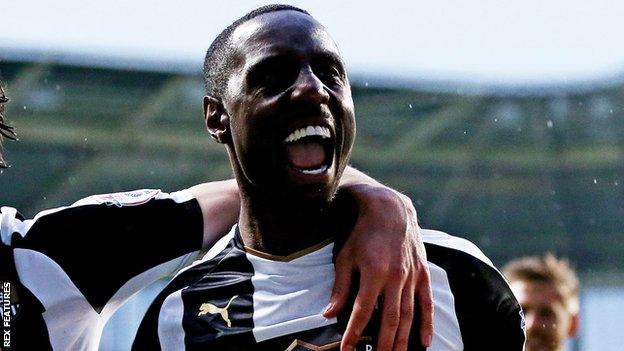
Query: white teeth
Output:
[[284, 125, 331, 143], [300, 164, 328, 175]]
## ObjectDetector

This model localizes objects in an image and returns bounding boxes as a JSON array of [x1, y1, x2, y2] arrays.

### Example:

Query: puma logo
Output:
[[197, 295, 238, 327]]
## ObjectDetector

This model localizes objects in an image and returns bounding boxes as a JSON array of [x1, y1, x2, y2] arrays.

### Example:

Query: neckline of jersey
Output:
[[233, 225, 334, 262]]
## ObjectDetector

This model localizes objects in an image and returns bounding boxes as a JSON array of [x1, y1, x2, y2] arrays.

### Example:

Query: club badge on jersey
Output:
[[285, 337, 375, 350], [73, 189, 162, 208]]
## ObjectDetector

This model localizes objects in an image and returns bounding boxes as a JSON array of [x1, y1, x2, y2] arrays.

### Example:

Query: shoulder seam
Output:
[[421, 228, 494, 267]]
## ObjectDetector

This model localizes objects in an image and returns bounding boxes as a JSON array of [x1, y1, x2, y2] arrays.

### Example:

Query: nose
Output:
[[524, 311, 545, 332], [290, 67, 330, 105], [525, 312, 536, 330]]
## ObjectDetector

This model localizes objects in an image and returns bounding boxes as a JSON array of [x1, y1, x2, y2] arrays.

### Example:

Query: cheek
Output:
[[346, 112, 356, 141], [234, 126, 268, 159], [331, 91, 356, 147], [232, 124, 280, 183], [227, 95, 284, 168], [340, 109, 356, 154], [553, 311, 573, 336]]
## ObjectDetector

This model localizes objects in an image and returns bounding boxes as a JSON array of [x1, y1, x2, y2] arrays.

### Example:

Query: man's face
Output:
[[511, 280, 578, 351], [211, 11, 355, 202]]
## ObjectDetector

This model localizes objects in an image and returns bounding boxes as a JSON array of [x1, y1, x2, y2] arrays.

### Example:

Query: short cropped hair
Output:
[[202, 4, 309, 99], [0, 84, 17, 168], [503, 253, 579, 314]]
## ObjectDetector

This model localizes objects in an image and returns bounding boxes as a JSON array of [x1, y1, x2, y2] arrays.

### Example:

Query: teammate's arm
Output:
[[329, 167, 433, 351], [188, 179, 240, 248], [189, 166, 434, 351]]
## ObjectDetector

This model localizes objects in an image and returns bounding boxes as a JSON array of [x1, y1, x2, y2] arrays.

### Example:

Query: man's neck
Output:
[[237, 193, 336, 257]]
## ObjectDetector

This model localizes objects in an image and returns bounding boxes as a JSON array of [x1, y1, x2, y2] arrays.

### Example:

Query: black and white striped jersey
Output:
[[0, 189, 205, 350], [1, 188, 525, 350], [133, 226, 525, 351]]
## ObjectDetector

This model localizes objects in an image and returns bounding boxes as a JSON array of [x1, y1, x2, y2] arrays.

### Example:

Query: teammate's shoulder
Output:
[[1, 188, 198, 243], [1, 206, 24, 245], [421, 228, 494, 268]]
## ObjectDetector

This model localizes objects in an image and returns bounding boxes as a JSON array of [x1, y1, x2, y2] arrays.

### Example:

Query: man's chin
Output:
[[286, 165, 331, 184], [279, 172, 338, 204], [525, 336, 560, 351]]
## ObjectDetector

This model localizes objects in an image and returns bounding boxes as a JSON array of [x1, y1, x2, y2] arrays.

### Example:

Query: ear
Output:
[[203, 95, 230, 144], [568, 313, 580, 337]]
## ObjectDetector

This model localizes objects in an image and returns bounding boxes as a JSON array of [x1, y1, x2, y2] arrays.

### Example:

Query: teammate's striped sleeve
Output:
[[0, 188, 205, 350]]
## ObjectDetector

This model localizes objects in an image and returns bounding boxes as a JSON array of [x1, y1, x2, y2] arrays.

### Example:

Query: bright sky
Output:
[[2, 0, 624, 87]]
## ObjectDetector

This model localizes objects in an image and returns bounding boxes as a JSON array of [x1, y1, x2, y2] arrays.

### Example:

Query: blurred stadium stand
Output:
[[1, 57, 623, 350]]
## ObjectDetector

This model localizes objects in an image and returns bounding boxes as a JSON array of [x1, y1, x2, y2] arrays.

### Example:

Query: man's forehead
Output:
[[229, 10, 340, 59], [512, 280, 563, 303]]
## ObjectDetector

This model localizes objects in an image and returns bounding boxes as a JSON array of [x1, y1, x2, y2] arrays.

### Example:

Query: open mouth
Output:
[[284, 125, 334, 175]]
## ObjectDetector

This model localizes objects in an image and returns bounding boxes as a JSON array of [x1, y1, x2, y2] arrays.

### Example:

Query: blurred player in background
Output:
[[503, 254, 580, 351]]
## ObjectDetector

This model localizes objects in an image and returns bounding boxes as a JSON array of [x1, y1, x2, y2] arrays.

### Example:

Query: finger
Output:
[[341, 276, 384, 351], [417, 267, 434, 347], [376, 281, 404, 351], [392, 272, 415, 351], [325, 253, 353, 318]]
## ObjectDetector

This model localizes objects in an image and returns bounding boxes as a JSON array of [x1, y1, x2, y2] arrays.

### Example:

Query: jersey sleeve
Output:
[[423, 229, 526, 351], [1, 189, 205, 313]]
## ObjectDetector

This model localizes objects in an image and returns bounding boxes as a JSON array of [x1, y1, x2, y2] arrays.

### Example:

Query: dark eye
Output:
[[314, 64, 341, 85], [538, 308, 556, 319], [249, 59, 298, 95]]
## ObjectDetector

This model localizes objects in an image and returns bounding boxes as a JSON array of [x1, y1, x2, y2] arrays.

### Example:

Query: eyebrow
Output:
[[246, 48, 345, 73], [248, 54, 290, 71], [314, 51, 346, 72]]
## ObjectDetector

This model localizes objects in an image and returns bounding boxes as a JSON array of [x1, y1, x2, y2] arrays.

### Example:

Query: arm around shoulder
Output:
[[188, 179, 241, 249]]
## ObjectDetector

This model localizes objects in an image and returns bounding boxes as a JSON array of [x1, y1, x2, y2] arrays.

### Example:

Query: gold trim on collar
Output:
[[244, 238, 334, 262]]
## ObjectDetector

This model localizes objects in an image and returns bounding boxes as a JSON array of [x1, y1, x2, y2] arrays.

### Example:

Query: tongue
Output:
[[286, 141, 325, 169]]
